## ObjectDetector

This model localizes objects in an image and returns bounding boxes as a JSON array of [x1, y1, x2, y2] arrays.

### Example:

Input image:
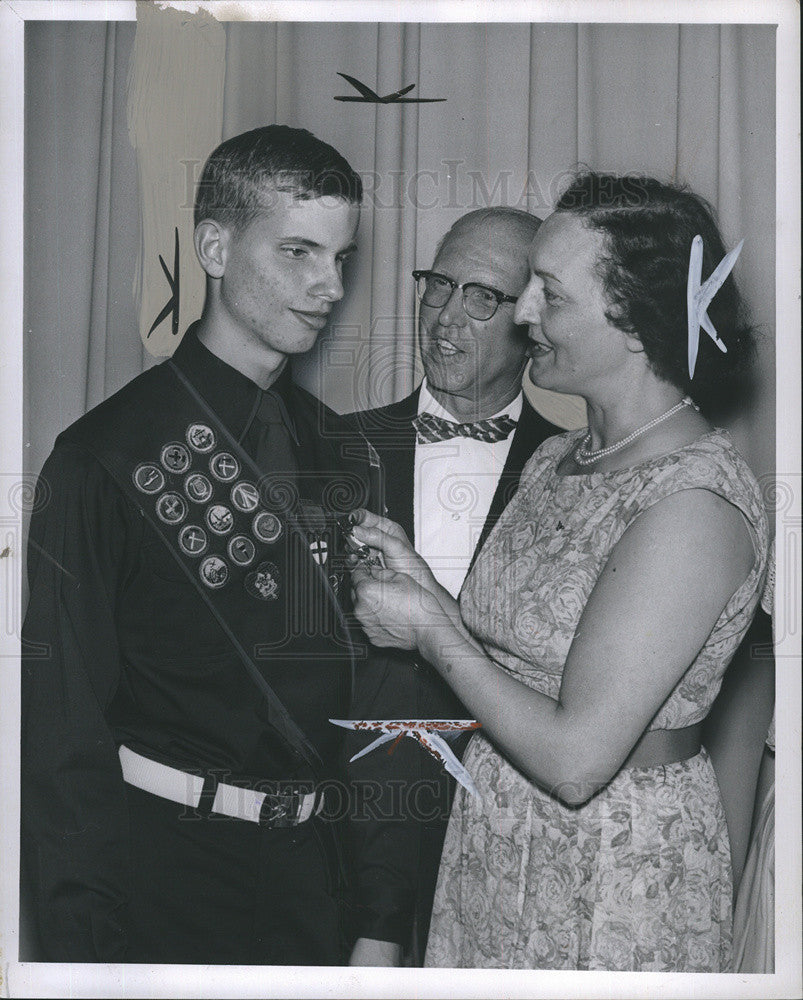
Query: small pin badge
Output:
[[245, 560, 280, 601], [186, 423, 216, 453], [310, 536, 328, 565]]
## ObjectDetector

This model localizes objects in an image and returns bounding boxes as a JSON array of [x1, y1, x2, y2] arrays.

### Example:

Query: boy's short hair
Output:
[[194, 125, 362, 232]]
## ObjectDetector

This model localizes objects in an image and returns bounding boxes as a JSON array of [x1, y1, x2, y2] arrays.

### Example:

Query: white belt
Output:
[[118, 745, 321, 826]]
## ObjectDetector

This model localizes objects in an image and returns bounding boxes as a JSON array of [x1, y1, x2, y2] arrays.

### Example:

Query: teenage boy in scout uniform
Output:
[[21, 126, 398, 965]]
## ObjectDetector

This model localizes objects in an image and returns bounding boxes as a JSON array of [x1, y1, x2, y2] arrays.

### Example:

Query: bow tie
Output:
[[412, 411, 517, 444]]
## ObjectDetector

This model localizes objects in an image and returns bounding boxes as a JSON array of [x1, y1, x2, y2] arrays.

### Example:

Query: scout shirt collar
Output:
[[172, 323, 299, 445]]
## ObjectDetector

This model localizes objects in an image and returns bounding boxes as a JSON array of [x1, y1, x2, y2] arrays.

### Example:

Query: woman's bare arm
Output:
[[352, 490, 755, 804]]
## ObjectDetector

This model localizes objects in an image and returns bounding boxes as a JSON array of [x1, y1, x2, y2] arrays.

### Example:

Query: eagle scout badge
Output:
[[210, 452, 240, 482], [184, 473, 213, 504], [228, 534, 256, 567], [179, 524, 208, 557], [245, 560, 280, 601], [206, 504, 234, 535], [133, 463, 165, 494], [156, 492, 187, 525], [252, 511, 282, 544], [186, 423, 216, 453], [160, 442, 191, 474], [200, 555, 228, 588]]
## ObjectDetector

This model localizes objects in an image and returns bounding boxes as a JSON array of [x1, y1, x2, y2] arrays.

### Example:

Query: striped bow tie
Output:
[[412, 412, 517, 444]]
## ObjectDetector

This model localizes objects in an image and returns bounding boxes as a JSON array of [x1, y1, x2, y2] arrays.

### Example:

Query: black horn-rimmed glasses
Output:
[[412, 270, 518, 321]]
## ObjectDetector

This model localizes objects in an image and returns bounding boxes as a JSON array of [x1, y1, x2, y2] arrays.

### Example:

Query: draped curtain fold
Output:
[[24, 17, 776, 488]]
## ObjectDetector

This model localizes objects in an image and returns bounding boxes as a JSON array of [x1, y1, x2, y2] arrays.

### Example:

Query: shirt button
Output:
[[451, 512, 460, 521]]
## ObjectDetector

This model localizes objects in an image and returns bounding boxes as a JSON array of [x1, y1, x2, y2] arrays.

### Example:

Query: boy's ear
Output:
[[194, 219, 228, 279]]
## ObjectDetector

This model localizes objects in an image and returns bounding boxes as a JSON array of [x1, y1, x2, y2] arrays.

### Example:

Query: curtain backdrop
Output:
[[24, 15, 776, 490]]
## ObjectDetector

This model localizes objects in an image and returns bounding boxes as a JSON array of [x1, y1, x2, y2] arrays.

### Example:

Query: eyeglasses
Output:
[[412, 270, 518, 321]]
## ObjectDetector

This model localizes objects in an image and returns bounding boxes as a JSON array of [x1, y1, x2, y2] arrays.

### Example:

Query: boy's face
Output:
[[216, 189, 360, 366]]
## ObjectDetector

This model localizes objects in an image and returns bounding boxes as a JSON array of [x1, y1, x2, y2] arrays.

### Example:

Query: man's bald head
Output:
[[418, 207, 542, 421], [435, 207, 541, 259]]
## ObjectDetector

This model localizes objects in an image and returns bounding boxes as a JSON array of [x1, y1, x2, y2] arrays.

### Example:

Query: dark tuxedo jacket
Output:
[[346, 386, 561, 954]]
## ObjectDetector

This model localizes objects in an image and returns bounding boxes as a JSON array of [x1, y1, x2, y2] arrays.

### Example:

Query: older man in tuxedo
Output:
[[349, 207, 561, 964]]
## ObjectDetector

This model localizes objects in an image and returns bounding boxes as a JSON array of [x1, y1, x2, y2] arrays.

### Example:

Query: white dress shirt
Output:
[[414, 379, 522, 599]]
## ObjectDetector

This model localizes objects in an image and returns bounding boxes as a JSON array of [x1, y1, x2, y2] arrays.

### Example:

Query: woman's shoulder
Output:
[[625, 427, 769, 566], [642, 428, 764, 504], [521, 428, 584, 478]]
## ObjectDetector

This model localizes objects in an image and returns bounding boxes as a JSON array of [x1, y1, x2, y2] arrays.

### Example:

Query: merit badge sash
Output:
[[77, 360, 372, 773]]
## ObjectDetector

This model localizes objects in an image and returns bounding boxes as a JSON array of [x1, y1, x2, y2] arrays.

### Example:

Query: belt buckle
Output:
[[261, 791, 297, 828]]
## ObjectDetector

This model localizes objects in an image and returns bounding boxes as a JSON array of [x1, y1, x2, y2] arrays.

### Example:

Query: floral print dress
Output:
[[424, 429, 769, 971]]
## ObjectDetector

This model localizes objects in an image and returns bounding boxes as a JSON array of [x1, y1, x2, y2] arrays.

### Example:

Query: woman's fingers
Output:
[[348, 508, 441, 598], [350, 509, 412, 547]]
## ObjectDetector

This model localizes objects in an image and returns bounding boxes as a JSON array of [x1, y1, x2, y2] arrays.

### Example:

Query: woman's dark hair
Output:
[[555, 172, 756, 414], [194, 125, 362, 233]]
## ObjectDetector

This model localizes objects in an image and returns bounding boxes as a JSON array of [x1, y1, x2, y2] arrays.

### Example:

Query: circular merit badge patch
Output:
[[252, 511, 282, 544], [209, 452, 240, 483], [230, 481, 259, 513], [206, 504, 234, 536], [245, 560, 280, 601], [133, 463, 165, 495], [156, 492, 187, 525], [227, 534, 256, 567], [186, 423, 216, 453], [184, 473, 213, 504], [200, 555, 228, 589], [179, 524, 208, 557], [160, 442, 191, 474]]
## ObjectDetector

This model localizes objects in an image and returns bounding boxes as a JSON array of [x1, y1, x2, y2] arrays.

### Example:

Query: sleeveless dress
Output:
[[732, 539, 775, 973], [424, 428, 769, 971]]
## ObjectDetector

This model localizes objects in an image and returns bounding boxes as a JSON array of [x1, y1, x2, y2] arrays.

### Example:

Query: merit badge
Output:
[[244, 560, 280, 601], [184, 473, 213, 504], [156, 492, 187, 525], [252, 511, 282, 544], [200, 555, 228, 589], [209, 452, 240, 483], [186, 423, 216, 453], [206, 504, 234, 536], [178, 524, 208, 557], [231, 481, 259, 513], [228, 534, 256, 567], [160, 442, 191, 474], [133, 463, 165, 495], [309, 536, 328, 565]]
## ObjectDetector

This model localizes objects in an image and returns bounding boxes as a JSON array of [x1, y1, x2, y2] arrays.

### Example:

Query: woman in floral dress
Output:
[[349, 173, 768, 971]]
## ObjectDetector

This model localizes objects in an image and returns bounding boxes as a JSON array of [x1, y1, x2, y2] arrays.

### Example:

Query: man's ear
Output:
[[194, 219, 228, 279]]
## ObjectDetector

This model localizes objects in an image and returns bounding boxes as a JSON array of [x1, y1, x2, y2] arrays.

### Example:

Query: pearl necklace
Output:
[[574, 397, 695, 466]]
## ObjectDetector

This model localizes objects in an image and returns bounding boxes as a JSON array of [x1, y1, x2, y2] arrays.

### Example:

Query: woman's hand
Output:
[[348, 509, 442, 597], [349, 558, 449, 651]]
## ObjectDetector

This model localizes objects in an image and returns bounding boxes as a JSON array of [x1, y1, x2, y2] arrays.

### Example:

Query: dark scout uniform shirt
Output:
[[21, 328, 381, 959]]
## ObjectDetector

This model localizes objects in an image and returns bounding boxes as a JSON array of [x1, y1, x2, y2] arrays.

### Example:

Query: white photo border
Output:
[[0, 1, 799, 997]]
